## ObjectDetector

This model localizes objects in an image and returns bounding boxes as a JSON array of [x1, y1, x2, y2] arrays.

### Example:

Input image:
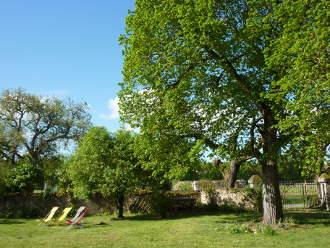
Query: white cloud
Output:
[[100, 97, 120, 120]]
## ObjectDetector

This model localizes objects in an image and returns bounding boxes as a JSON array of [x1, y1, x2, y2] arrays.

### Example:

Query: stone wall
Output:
[[201, 188, 259, 211]]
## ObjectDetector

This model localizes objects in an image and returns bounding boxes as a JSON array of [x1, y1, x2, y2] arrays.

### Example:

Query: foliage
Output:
[[151, 190, 200, 217], [119, 0, 261, 188], [68, 127, 114, 199], [199, 180, 218, 206], [54, 158, 74, 197], [225, 222, 276, 236], [243, 187, 262, 212], [42, 157, 63, 184], [128, 189, 200, 216], [103, 130, 146, 198], [198, 180, 216, 194], [172, 181, 193, 191], [5, 160, 43, 194], [255, 224, 276, 236], [237, 161, 260, 181], [259, 0, 329, 176], [199, 161, 223, 180], [226, 223, 252, 234], [133, 128, 203, 185], [149, 190, 173, 218], [68, 127, 148, 217], [0, 161, 10, 197]]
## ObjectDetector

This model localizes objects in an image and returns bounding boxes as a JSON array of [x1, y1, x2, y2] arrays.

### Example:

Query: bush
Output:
[[242, 187, 263, 212], [198, 180, 216, 193], [199, 162, 223, 180], [6, 160, 43, 194], [150, 190, 172, 218], [199, 180, 217, 205], [126, 189, 170, 216], [225, 222, 276, 236], [172, 181, 193, 191], [255, 224, 276, 236], [128, 189, 200, 217], [0, 162, 10, 197], [227, 223, 252, 234]]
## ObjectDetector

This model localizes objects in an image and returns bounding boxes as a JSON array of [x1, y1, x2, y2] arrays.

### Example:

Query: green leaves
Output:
[[260, 0, 330, 175], [120, 0, 262, 168], [6, 160, 43, 194], [119, 0, 328, 182], [68, 127, 147, 201], [69, 127, 113, 199]]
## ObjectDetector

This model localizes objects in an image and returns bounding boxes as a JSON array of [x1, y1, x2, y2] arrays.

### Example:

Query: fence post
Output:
[[318, 174, 330, 211]]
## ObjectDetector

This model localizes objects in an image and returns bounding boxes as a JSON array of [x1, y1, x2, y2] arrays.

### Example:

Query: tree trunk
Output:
[[261, 162, 283, 224], [260, 104, 283, 224], [116, 193, 125, 219], [228, 160, 241, 188]]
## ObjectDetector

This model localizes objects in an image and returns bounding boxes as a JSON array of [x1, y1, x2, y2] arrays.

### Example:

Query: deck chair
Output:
[[56, 207, 73, 224], [40, 206, 59, 224], [66, 206, 87, 226]]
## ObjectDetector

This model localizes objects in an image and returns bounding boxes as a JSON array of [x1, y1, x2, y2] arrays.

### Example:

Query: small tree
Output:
[[103, 130, 142, 218], [69, 127, 143, 218]]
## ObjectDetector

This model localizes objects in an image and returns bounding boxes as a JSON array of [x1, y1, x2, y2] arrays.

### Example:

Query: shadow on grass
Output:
[[215, 210, 330, 226], [286, 210, 330, 226], [0, 219, 25, 225], [119, 208, 330, 227], [117, 208, 261, 223]]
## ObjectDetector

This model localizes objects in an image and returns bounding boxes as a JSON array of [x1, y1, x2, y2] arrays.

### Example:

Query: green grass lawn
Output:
[[0, 210, 329, 248]]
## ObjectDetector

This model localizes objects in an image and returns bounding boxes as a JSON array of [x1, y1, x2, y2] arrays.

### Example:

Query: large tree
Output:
[[119, 0, 328, 224], [0, 89, 91, 165]]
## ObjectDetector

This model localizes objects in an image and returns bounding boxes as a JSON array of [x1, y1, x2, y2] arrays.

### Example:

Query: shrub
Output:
[[278, 216, 297, 229], [242, 187, 263, 212], [255, 224, 276, 236], [226, 223, 252, 234], [199, 180, 217, 205], [199, 162, 223, 180], [0, 162, 10, 197], [6, 160, 43, 194], [172, 181, 193, 191], [225, 223, 276, 236], [128, 189, 200, 217], [150, 190, 172, 218]]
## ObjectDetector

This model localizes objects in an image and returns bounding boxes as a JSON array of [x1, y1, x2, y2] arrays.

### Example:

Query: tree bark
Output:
[[116, 193, 125, 219], [228, 160, 241, 188], [261, 162, 283, 224], [260, 104, 283, 224]]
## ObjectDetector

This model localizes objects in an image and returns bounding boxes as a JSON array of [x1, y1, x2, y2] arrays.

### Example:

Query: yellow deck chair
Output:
[[57, 207, 73, 224], [41, 206, 59, 224]]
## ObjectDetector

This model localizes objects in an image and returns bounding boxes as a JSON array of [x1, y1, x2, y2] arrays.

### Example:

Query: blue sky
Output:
[[0, 0, 135, 131]]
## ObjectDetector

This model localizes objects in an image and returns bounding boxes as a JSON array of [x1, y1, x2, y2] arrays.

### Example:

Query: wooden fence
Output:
[[280, 182, 320, 210]]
